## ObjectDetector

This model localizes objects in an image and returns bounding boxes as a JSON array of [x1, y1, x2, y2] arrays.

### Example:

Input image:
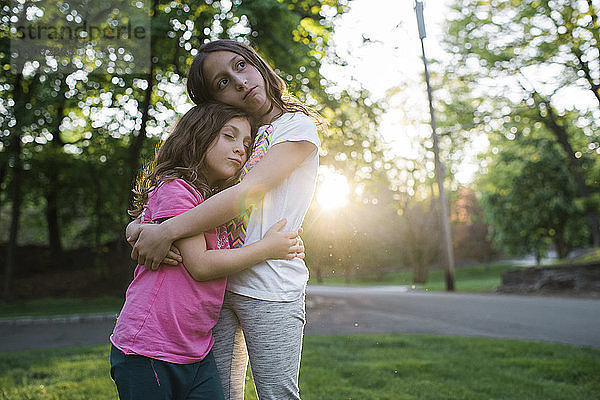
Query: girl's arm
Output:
[[126, 219, 182, 265], [178, 219, 303, 281], [131, 140, 317, 270]]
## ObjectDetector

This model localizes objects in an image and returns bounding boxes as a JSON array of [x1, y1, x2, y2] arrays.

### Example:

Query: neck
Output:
[[257, 103, 284, 126], [203, 171, 217, 188]]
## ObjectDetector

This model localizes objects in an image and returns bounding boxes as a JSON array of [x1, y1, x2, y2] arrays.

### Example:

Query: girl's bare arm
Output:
[[131, 140, 316, 269], [177, 219, 303, 281]]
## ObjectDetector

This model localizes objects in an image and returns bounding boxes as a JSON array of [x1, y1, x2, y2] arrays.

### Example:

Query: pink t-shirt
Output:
[[110, 179, 229, 364]]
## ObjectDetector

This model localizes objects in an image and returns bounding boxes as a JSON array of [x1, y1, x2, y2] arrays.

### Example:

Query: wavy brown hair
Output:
[[129, 102, 253, 219], [187, 40, 323, 126]]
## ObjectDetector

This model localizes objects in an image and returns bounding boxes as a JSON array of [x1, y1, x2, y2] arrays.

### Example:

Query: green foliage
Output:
[[478, 135, 589, 259]]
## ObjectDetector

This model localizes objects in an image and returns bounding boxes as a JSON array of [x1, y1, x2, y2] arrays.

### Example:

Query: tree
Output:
[[382, 84, 456, 284], [400, 196, 441, 284], [441, 0, 600, 246], [451, 187, 499, 264], [478, 135, 589, 261]]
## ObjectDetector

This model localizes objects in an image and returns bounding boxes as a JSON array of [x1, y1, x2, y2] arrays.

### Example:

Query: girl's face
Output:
[[202, 51, 272, 119], [204, 117, 252, 185]]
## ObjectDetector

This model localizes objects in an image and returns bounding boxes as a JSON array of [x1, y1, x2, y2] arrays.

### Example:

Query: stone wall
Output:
[[497, 262, 600, 295]]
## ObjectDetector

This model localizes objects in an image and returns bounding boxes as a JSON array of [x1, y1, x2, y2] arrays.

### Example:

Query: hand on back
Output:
[[263, 219, 305, 260], [128, 223, 179, 270]]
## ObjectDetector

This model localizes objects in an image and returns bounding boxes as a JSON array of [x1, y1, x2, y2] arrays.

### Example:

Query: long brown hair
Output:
[[187, 40, 322, 126], [129, 102, 252, 218]]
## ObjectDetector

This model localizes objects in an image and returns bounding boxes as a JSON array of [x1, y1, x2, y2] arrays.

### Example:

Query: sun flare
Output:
[[316, 167, 350, 210]]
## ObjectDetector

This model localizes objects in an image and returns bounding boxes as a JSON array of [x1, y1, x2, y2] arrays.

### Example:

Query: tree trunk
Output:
[[570, 2, 600, 108], [344, 264, 351, 284], [122, 71, 154, 285], [92, 165, 103, 249], [4, 142, 23, 301], [413, 262, 428, 284], [121, 4, 157, 288], [127, 0, 157, 209], [127, 64, 154, 208], [315, 265, 323, 283], [534, 249, 542, 265], [0, 161, 7, 216], [554, 237, 569, 260], [45, 81, 67, 258], [541, 101, 600, 247], [45, 168, 62, 257], [3, 73, 25, 301]]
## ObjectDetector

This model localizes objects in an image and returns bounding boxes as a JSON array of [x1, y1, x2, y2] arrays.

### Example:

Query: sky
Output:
[[321, 0, 485, 185], [323, 0, 449, 97]]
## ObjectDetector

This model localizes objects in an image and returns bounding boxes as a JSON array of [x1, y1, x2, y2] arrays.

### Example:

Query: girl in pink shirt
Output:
[[110, 102, 303, 400]]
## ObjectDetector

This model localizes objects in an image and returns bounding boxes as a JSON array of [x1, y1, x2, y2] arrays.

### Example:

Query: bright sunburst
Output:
[[316, 167, 350, 210]]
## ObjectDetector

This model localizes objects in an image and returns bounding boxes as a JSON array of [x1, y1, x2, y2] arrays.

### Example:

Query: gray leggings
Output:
[[211, 291, 305, 400]]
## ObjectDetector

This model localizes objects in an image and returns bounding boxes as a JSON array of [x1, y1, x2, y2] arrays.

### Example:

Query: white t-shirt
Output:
[[226, 112, 320, 301]]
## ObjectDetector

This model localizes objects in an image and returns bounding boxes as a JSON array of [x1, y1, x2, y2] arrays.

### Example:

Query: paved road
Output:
[[305, 286, 600, 348], [1, 286, 599, 352]]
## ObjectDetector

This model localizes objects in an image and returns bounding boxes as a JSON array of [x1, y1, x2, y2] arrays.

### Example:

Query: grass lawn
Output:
[[0, 334, 598, 400], [308, 263, 518, 293], [0, 296, 124, 319], [563, 248, 600, 264]]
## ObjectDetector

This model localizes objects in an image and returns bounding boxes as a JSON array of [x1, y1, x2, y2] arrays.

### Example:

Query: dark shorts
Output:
[[110, 344, 225, 400]]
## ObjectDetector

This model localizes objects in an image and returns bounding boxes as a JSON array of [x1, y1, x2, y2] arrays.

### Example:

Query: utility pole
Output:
[[414, 0, 455, 291]]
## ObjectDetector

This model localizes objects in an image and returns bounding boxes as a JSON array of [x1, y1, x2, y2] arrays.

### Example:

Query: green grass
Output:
[[563, 248, 600, 265], [309, 263, 517, 293], [0, 297, 124, 319], [1, 335, 598, 399]]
